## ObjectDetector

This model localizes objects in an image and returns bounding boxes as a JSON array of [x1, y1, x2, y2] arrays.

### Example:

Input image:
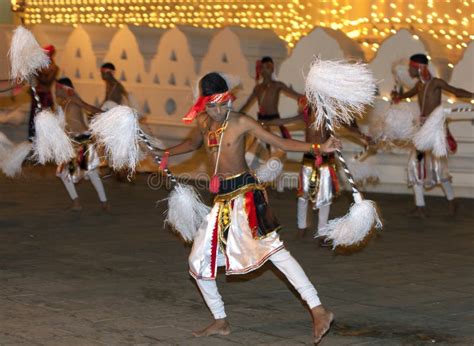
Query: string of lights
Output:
[[11, 0, 473, 61]]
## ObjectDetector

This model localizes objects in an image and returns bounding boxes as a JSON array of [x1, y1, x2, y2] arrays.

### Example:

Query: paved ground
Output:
[[0, 166, 473, 345]]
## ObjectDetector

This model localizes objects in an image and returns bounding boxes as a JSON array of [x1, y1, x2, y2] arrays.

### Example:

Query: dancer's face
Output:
[[408, 65, 419, 78], [262, 61, 274, 77], [206, 102, 227, 122]]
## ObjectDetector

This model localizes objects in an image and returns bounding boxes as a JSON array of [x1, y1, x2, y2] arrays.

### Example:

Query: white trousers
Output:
[[195, 248, 321, 319], [297, 197, 331, 231], [59, 169, 107, 202], [413, 181, 454, 207]]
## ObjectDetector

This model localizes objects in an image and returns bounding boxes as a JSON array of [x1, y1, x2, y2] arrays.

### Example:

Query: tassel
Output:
[[159, 151, 169, 171], [346, 159, 379, 184], [9, 26, 50, 83], [165, 183, 211, 243], [317, 193, 382, 248], [89, 105, 140, 171], [255, 157, 283, 183], [32, 110, 74, 164], [305, 58, 376, 128], [413, 106, 447, 157], [209, 175, 220, 194], [1, 141, 32, 177]]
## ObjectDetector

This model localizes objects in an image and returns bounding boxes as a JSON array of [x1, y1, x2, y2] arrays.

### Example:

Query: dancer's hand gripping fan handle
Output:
[[305, 58, 382, 249]]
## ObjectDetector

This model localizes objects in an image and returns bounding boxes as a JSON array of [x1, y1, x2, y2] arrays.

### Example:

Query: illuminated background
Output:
[[10, 0, 473, 62]]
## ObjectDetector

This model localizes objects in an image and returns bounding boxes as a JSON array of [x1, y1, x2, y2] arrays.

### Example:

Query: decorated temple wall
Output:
[[1, 24, 473, 196]]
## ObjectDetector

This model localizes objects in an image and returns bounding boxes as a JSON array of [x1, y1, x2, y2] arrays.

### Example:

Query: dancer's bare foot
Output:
[[408, 206, 427, 219], [70, 198, 82, 212], [448, 200, 457, 217], [192, 318, 230, 337], [311, 305, 334, 344]]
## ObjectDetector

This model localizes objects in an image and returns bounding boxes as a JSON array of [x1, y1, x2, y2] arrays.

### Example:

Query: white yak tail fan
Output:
[[255, 157, 283, 183], [165, 183, 211, 243], [305, 58, 377, 128], [33, 110, 75, 164], [347, 159, 379, 184], [317, 193, 382, 248], [1, 141, 32, 177], [413, 106, 447, 157], [382, 102, 419, 141], [9, 26, 50, 83], [90, 105, 140, 171]]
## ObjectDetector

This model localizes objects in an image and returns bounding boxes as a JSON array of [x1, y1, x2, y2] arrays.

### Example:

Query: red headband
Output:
[[409, 60, 432, 82], [100, 67, 115, 75], [182, 91, 235, 124], [43, 44, 55, 57]]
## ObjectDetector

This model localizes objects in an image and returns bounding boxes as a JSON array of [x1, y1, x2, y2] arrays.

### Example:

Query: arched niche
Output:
[[278, 27, 363, 116], [370, 29, 429, 98], [200, 26, 287, 110]]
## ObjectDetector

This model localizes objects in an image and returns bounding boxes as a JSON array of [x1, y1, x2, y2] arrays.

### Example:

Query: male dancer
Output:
[[100, 62, 128, 107], [392, 54, 473, 217], [263, 105, 340, 239], [55, 78, 109, 211], [159, 73, 339, 343], [28, 44, 59, 139]]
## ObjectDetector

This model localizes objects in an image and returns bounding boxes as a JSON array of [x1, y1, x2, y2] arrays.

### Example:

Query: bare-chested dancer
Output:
[[55, 78, 109, 211], [28, 44, 59, 139], [100, 62, 128, 108], [392, 54, 473, 217], [159, 73, 339, 344]]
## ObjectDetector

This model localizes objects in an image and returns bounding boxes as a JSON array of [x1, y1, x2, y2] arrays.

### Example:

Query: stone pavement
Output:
[[0, 167, 473, 345]]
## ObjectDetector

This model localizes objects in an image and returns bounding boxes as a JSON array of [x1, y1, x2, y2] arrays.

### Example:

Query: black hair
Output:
[[410, 54, 429, 65], [101, 62, 116, 70], [261, 56, 274, 64], [57, 77, 74, 89], [200, 72, 228, 96]]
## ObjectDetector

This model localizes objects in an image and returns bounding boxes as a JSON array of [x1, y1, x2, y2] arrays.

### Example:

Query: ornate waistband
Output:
[[257, 113, 280, 120], [214, 172, 264, 202]]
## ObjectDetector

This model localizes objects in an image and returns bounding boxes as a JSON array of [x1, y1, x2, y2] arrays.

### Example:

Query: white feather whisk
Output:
[[413, 106, 447, 157], [9, 26, 50, 83], [305, 58, 377, 129], [33, 110, 74, 164], [165, 184, 210, 243], [89, 105, 140, 171], [382, 102, 419, 141], [1, 141, 32, 177], [305, 58, 382, 248]]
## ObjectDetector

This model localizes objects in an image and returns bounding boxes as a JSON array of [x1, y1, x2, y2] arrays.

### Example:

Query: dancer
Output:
[[55, 78, 108, 211], [160, 73, 339, 343], [100, 62, 128, 108], [239, 56, 304, 191], [392, 54, 473, 217], [28, 44, 58, 139], [263, 105, 340, 239]]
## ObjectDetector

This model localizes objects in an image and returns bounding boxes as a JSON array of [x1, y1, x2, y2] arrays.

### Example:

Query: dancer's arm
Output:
[[392, 84, 418, 100], [263, 114, 304, 126], [279, 82, 304, 100], [72, 95, 103, 115], [436, 79, 473, 99], [239, 115, 340, 153], [157, 127, 203, 156]]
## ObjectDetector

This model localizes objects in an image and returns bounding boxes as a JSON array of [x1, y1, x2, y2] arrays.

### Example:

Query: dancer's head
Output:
[[100, 62, 116, 81], [182, 72, 235, 123], [409, 54, 429, 79], [256, 56, 274, 81], [55, 77, 75, 99]]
